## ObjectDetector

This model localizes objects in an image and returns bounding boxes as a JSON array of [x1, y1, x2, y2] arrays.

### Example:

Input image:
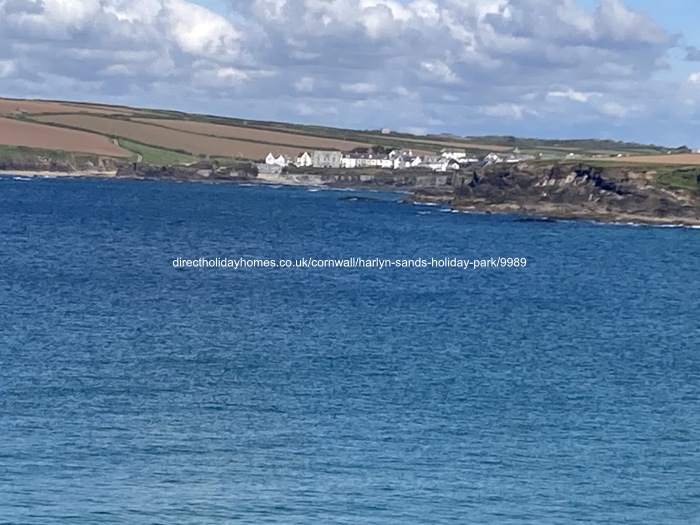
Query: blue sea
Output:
[[1, 175, 699, 524]]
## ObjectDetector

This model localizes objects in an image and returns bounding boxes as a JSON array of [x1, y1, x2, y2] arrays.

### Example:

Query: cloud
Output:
[[547, 89, 600, 103], [0, 0, 255, 90], [0, 60, 17, 78], [293, 77, 315, 93], [340, 82, 378, 94], [0, 0, 697, 144], [686, 46, 700, 62]]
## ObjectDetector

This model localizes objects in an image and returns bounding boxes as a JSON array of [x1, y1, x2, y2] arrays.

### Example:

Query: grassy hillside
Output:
[[0, 96, 697, 166]]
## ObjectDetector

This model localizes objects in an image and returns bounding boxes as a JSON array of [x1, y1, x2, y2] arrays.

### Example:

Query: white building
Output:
[[341, 153, 393, 169], [441, 150, 468, 160], [296, 151, 312, 167], [265, 153, 292, 167], [420, 155, 460, 171], [393, 155, 422, 169], [341, 155, 358, 169], [312, 150, 343, 168], [484, 152, 502, 164], [388, 149, 414, 159]]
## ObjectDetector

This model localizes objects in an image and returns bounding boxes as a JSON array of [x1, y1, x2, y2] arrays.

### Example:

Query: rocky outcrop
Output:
[[115, 161, 259, 182], [0, 156, 119, 173], [409, 164, 700, 225]]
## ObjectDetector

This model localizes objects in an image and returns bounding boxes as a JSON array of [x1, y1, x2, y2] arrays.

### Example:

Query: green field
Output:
[[654, 168, 700, 190], [116, 138, 196, 165]]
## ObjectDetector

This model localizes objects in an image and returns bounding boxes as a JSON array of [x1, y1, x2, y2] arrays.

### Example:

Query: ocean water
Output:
[[1, 175, 699, 524]]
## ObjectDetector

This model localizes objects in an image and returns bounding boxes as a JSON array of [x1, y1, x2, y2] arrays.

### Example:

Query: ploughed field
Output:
[[0, 98, 137, 116], [132, 118, 372, 152], [0, 117, 131, 157], [1, 97, 699, 166], [602, 153, 700, 165], [35, 114, 309, 159]]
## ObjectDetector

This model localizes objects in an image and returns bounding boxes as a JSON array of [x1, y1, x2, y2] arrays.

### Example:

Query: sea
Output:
[[1, 175, 699, 524]]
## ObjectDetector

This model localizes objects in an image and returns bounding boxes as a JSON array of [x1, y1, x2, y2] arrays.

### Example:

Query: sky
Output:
[[1, 0, 700, 147]]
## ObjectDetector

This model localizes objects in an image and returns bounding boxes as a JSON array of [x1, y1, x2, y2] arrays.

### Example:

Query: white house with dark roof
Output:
[[265, 153, 292, 167], [393, 155, 422, 169], [295, 151, 312, 167]]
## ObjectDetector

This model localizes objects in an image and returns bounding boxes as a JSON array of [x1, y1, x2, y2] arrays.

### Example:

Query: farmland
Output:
[[0, 117, 130, 157], [0, 97, 136, 116], [1, 96, 699, 167], [34, 114, 311, 159], [599, 153, 700, 165], [134, 118, 372, 152]]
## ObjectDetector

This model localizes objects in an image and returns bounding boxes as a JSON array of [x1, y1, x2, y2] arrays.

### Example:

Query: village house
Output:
[[420, 155, 460, 172], [440, 150, 468, 160], [296, 151, 312, 167], [265, 152, 292, 167], [483, 152, 503, 165], [393, 155, 422, 169], [312, 150, 342, 168], [341, 153, 393, 169], [388, 149, 415, 159]]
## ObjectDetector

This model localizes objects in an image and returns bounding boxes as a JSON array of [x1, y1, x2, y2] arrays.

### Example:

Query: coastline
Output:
[[3, 168, 700, 229], [0, 170, 117, 178], [406, 195, 700, 228]]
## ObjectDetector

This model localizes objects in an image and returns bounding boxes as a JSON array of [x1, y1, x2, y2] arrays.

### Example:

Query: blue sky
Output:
[[1, 0, 699, 147]]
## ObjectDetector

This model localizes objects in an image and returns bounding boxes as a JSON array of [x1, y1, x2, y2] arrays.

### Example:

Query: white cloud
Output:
[[340, 82, 378, 94], [0, 60, 17, 78], [215, 67, 250, 83], [294, 77, 315, 93], [597, 101, 644, 118], [547, 89, 601, 103], [166, 0, 242, 58], [479, 103, 529, 120], [420, 60, 459, 84], [0, 0, 697, 144]]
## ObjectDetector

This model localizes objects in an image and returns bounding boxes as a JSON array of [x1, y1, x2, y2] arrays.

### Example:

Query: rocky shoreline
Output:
[[4, 160, 700, 227]]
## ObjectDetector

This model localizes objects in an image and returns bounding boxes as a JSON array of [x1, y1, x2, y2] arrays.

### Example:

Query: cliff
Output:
[[0, 155, 119, 173], [408, 163, 700, 225]]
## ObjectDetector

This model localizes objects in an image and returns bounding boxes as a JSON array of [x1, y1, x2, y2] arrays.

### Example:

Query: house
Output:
[[420, 155, 452, 172], [425, 156, 460, 171], [388, 149, 414, 159], [483, 152, 503, 165], [380, 128, 391, 135], [341, 154, 359, 169], [296, 151, 312, 167], [393, 155, 422, 169], [446, 159, 461, 170], [441, 150, 467, 160], [312, 150, 342, 168], [265, 153, 292, 167]]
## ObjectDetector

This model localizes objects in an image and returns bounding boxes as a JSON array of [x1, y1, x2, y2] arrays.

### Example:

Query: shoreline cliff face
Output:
[[408, 164, 700, 226], [0, 156, 119, 174]]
